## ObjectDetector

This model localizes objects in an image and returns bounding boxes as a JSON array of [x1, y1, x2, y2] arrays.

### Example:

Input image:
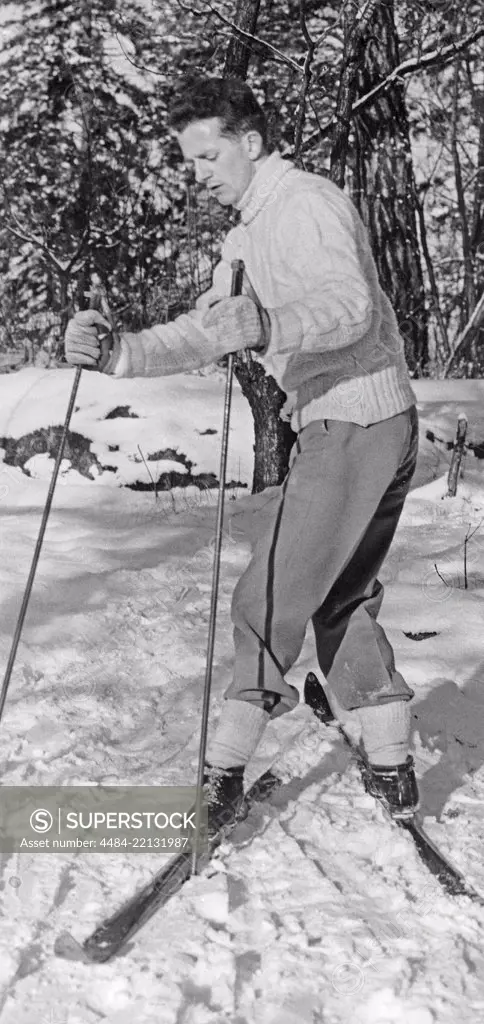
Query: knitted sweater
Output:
[[111, 152, 416, 429]]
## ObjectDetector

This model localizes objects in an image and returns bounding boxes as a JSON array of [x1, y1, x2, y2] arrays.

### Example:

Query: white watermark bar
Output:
[[0, 786, 208, 854]]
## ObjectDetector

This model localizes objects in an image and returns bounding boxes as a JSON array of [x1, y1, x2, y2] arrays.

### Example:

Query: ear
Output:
[[243, 131, 264, 162]]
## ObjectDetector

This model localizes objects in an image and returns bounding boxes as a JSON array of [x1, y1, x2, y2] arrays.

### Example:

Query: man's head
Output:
[[168, 76, 270, 207]]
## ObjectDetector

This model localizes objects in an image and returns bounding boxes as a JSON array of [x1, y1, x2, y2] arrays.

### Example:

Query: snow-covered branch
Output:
[[301, 24, 484, 154], [352, 25, 484, 115]]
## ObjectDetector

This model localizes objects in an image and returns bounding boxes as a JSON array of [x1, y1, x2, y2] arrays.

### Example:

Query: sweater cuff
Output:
[[106, 337, 132, 377]]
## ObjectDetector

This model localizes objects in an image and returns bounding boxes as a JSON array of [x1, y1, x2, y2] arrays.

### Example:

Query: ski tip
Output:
[[54, 930, 92, 963], [304, 672, 335, 724], [303, 671, 322, 701]]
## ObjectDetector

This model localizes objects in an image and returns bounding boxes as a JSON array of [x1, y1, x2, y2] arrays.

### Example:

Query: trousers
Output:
[[224, 406, 418, 714]]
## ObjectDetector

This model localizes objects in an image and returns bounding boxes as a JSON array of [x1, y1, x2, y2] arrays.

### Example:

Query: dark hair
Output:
[[168, 75, 269, 148]]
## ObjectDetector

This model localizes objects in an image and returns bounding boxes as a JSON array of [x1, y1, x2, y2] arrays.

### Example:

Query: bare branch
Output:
[[113, 34, 168, 78], [5, 220, 65, 274], [444, 291, 484, 375], [176, 0, 302, 72], [300, 24, 484, 155], [352, 25, 484, 114], [293, 0, 316, 161], [5, 204, 89, 278], [65, 227, 90, 275], [137, 445, 159, 499], [434, 563, 451, 587], [299, 0, 313, 53]]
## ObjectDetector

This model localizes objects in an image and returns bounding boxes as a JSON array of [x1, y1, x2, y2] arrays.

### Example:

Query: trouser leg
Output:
[[223, 408, 417, 722], [312, 407, 418, 711], [310, 407, 418, 764]]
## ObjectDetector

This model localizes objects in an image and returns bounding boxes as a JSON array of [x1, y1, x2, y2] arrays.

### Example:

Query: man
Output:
[[65, 76, 419, 830]]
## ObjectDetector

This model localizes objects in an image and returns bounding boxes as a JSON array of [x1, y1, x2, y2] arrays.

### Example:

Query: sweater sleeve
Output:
[[110, 259, 235, 378], [266, 191, 373, 355]]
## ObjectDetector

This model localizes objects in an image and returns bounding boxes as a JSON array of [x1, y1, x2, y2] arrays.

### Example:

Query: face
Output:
[[176, 118, 262, 206]]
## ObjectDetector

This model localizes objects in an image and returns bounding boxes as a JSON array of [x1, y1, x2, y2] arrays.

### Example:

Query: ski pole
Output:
[[0, 290, 110, 725], [191, 258, 245, 874]]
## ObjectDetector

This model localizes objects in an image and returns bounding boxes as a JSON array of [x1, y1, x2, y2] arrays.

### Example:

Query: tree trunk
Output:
[[469, 82, 484, 372], [234, 352, 296, 493], [223, 0, 296, 492], [452, 60, 476, 334], [445, 79, 484, 375], [224, 0, 261, 80], [352, 0, 428, 375], [330, 0, 383, 188]]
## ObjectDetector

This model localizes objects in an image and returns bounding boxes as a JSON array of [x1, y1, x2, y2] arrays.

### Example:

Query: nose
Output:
[[194, 159, 211, 184]]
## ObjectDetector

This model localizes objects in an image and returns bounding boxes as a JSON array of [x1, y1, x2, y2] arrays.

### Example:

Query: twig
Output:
[[463, 521, 482, 590], [137, 445, 159, 501], [113, 32, 169, 79], [466, 519, 483, 544], [444, 291, 484, 375], [5, 212, 89, 277], [434, 563, 451, 587]]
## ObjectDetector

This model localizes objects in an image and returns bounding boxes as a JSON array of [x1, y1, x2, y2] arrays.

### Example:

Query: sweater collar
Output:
[[236, 151, 294, 225]]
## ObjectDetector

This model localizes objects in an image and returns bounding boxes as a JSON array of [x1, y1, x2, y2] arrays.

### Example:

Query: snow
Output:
[[1, 368, 484, 1022], [0, 367, 253, 487]]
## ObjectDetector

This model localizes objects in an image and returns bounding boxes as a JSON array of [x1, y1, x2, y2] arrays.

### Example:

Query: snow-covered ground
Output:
[[1, 368, 484, 1023]]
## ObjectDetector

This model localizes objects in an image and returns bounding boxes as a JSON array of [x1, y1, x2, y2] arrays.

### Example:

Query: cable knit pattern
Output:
[[112, 152, 416, 427]]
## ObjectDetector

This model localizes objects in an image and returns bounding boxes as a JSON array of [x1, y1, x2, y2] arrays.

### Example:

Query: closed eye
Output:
[[185, 154, 218, 168]]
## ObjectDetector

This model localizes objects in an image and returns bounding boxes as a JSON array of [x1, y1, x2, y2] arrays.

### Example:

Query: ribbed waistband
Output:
[[291, 364, 416, 430]]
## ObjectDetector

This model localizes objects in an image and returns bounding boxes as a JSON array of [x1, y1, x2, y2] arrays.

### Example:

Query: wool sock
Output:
[[358, 700, 411, 766], [206, 699, 269, 769]]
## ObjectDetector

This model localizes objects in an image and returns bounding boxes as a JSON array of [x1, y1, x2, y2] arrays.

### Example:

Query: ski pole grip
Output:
[[88, 288, 116, 369], [230, 259, 244, 298], [96, 327, 113, 370]]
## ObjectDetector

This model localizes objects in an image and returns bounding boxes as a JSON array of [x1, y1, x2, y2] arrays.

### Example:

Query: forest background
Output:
[[0, 0, 483, 489]]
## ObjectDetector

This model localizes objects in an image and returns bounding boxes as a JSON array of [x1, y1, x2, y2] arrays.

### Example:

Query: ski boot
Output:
[[202, 763, 248, 839], [361, 755, 419, 820]]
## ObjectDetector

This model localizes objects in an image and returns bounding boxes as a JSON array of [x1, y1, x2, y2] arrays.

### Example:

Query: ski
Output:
[[304, 671, 484, 905], [54, 769, 282, 964], [55, 672, 483, 965]]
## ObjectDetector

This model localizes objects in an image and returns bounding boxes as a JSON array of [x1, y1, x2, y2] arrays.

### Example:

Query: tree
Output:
[[0, 0, 183, 357], [193, 0, 429, 488], [222, 0, 297, 493], [2, 0, 484, 447], [351, 0, 428, 374]]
